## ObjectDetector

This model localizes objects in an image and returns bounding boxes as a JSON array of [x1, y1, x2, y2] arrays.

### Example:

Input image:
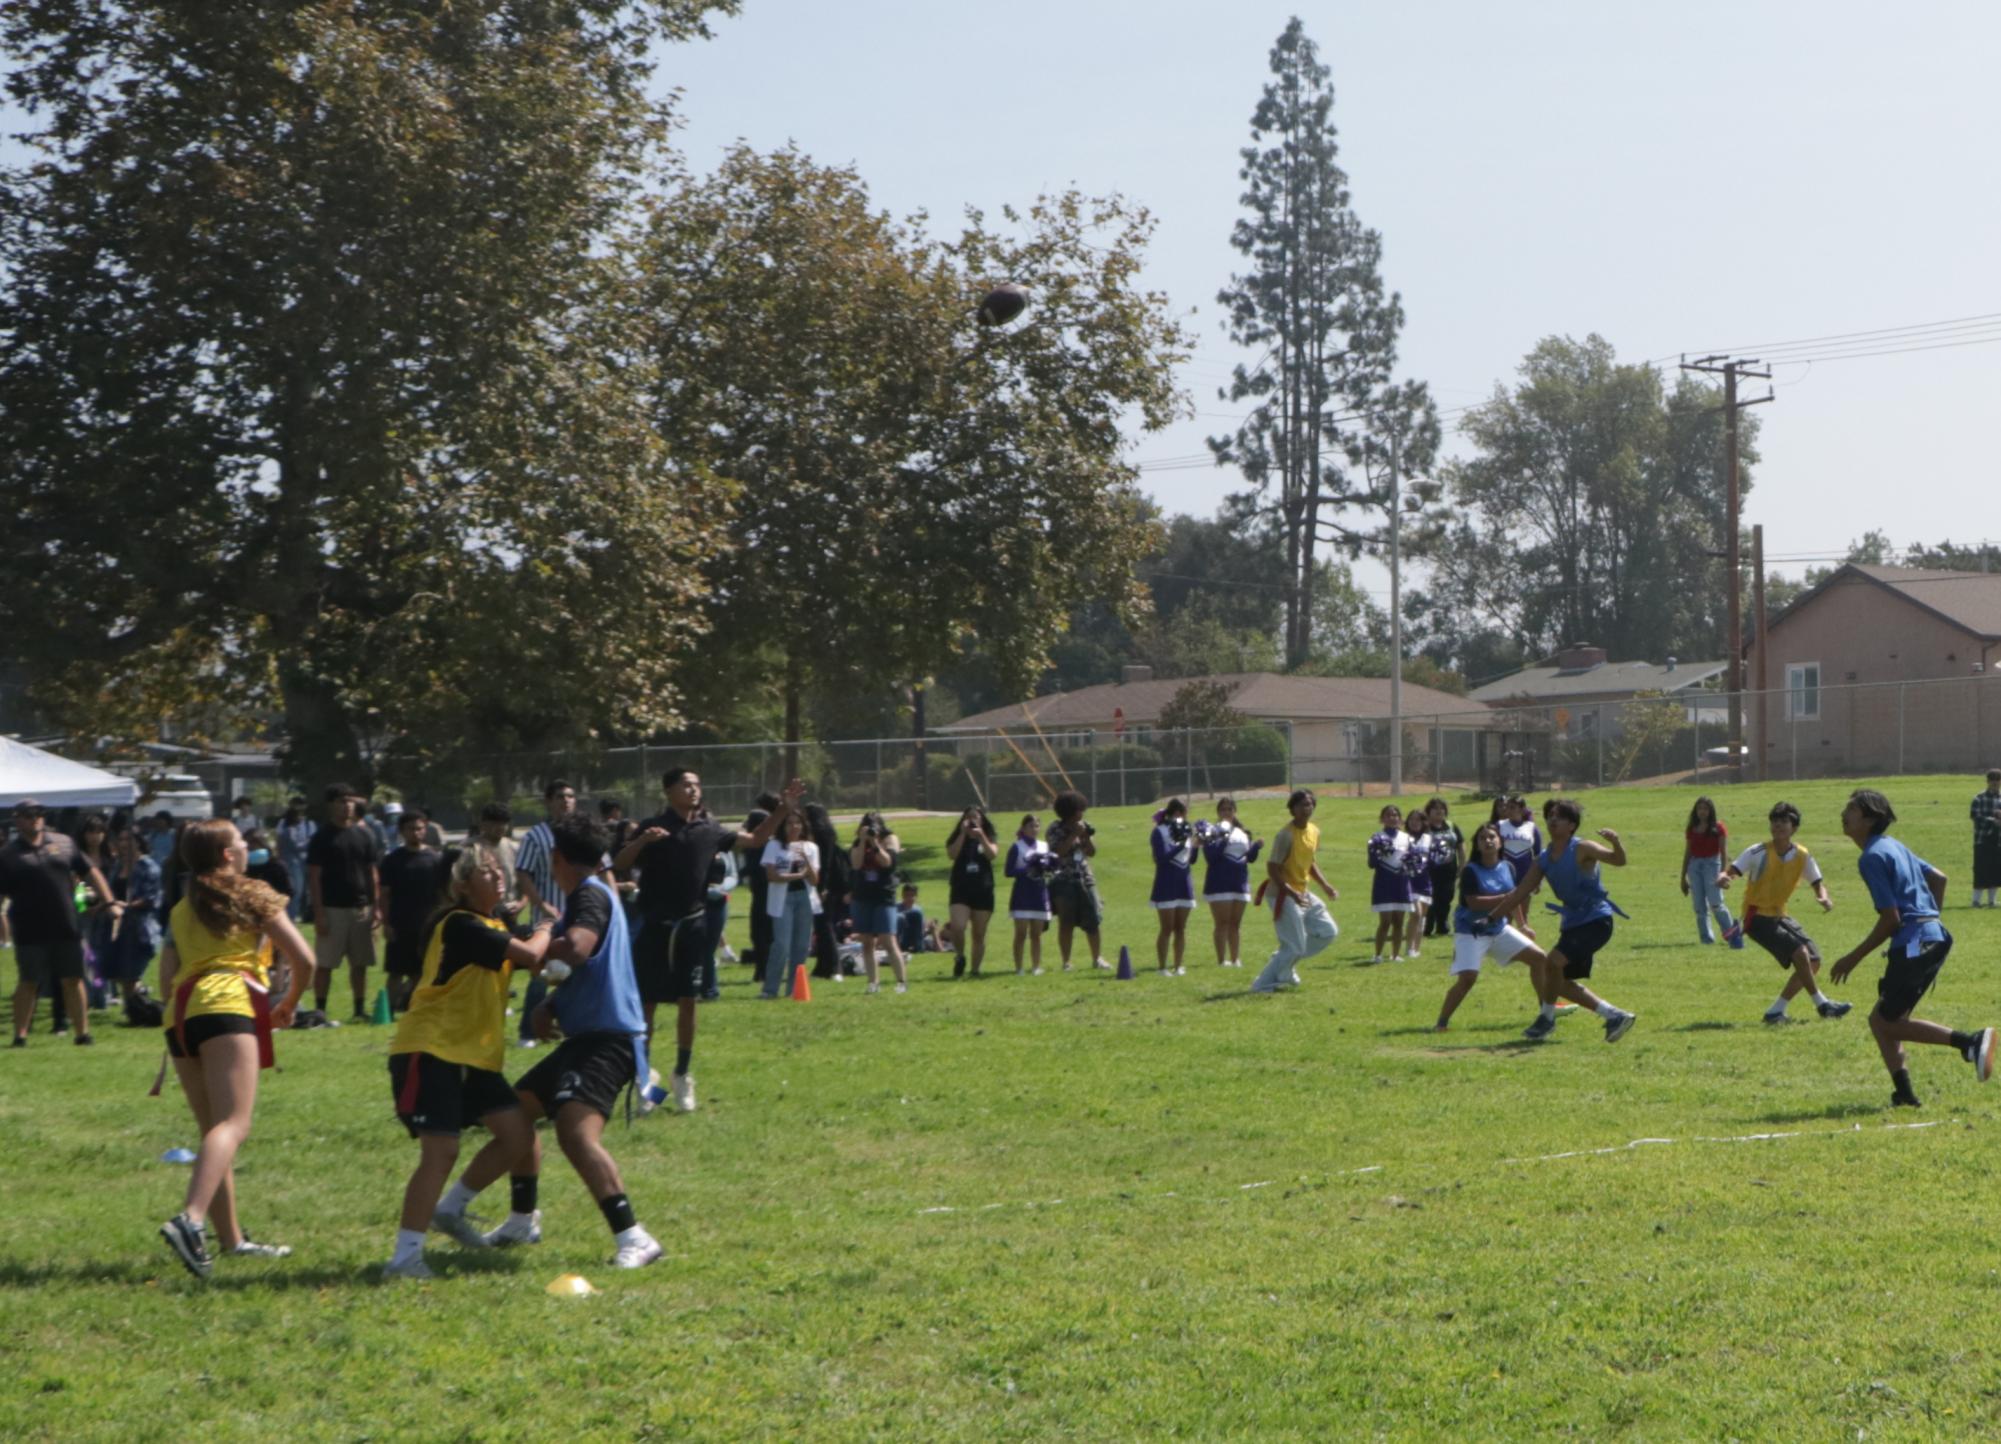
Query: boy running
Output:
[[1487, 798, 1636, 1043], [1828, 788, 1996, 1109], [1250, 789, 1338, 994], [1724, 801, 1851, 1026]]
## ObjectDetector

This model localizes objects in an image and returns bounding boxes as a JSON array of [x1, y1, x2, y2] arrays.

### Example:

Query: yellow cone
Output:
[[545, 1273, 599, 1297]]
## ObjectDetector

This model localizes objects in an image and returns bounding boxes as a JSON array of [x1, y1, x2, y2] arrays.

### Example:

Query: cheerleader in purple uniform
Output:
[[1404, 809, 1435, 961], [1005, 815, 1052, 975], [1201, 796, 1262, 968], [1368, 804, 1415, 964], [1149, 799, 1198, 975]]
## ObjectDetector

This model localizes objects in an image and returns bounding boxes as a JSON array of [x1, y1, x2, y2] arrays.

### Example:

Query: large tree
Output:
[[0, 0, 735, 786], [1445, 334, 1758, 664], [638, 146, 1186, 744], [1210, 16, 1420, 668]]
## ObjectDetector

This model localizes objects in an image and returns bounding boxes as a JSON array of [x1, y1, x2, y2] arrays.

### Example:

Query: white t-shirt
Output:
[[760, 839, 823, 918], [1731, 842, 1823, 888]]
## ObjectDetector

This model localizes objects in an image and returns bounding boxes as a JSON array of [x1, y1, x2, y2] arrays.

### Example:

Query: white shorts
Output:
[[1203, 892, 1250, 904], [1011, 909, 1050, 922], [1151, 899, 1195, 912], [1371, 902, 1414, 915], [1450, 927, 1534, 975]]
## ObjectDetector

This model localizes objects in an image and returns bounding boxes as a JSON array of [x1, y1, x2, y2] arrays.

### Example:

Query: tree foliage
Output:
[[0, 0, 738, 786], [1209, 17, 1425, 669], [637, 146, 1186, 742], [1444, 334, 1758, 666]]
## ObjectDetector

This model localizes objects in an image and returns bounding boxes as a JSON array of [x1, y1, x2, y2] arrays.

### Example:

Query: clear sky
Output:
[[661, 0, 2001, 603], [7, 2, 1994, 609]]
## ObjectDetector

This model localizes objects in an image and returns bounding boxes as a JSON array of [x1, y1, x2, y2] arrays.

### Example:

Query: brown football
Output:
[[976, 282, 1028, 326]]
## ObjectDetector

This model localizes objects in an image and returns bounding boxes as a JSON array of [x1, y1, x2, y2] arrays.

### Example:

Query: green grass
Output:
[[6, 775, 2001, 1441]]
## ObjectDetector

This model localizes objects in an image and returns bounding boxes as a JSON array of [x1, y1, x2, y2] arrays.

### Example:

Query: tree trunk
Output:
[[782, 649, 804, 782]]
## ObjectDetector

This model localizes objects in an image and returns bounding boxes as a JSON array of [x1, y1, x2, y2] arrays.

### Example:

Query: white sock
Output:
[[1769, 995, 1790, 1015], [392, 1228, 426, 1263], [1539, 1003, 1557, 1021], [613, 1224, 650, 1248], [1594, 1000, 1621, 1020], [1810, 989, 1829, 1006], [439, 1180, 478, 1216]]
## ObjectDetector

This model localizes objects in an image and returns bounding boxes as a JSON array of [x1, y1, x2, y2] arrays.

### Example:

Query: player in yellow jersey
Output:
[[157, 820, 316, 1279], [1250, 789, 1339, 994], [383, 844, 558, 1279], [1723, 801, 1852, 1026]]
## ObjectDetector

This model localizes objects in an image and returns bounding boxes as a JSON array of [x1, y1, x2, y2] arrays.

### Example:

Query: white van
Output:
[[137, 774, 216, 821]]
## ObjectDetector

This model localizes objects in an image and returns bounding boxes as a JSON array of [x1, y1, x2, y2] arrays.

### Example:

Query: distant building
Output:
[[1749, 563, 2001, 776], [940, 667, 1508, 785], [1468, 645, 1728, 742]]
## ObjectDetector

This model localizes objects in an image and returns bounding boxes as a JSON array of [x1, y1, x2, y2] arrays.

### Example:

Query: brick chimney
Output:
[[1121, 664, 1154, 685], [1555, 644, 1606, 672]]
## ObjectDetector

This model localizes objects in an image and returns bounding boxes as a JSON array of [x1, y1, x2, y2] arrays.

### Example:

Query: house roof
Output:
[[939, 672, 1493, 733], [1768, 563, 2001, 642], [1467, 658, 1727, 704]]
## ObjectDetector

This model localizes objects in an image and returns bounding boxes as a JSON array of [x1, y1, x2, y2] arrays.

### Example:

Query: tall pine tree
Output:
[[1211, 17, 1419, 668]]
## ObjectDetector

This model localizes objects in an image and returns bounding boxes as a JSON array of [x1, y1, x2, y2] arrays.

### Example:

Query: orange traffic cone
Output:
[[792, 964, 813, 1002]]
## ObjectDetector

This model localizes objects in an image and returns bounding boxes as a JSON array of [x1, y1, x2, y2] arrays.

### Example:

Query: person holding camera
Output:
[[1201, 796, 1261, 969], [848, 812, 906, 994], [1150, 799, 1198, 975], [1005, 814, 1053, 974], [758, 807, 820, 998], [1046, 790, 1109, 971], [944, 807, 998, 978]]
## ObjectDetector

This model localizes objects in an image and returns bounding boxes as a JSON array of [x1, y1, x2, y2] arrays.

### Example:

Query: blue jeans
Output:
[[1686, 855, 1734, 942], [762, 889, 814, 997], [284, 857, 309, 920]]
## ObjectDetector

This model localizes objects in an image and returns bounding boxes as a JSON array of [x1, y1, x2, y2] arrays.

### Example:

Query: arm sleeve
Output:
[[1802, 854, 1825, 887], [1731, 846, 1759, 878], [1004, 843, 1022, 879], [1857, 850, 1898, 911], [1269, 829, 1292, 868], [1246, 839, 1264, 864], [443, 912, 514, 972], [1151, 827, 1170, 865], [563, 884, 615, 942]]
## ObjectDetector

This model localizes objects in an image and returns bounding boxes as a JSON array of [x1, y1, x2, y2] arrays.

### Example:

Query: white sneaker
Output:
[[1291, 969, 1302, 985], [514, 1037, 539, 1049], [482, 1209, 542, 1247], [1175, 966, 1186, 976], [894, 982, 908, 994], [228, 1238, 293, 1259], [383, 1254, 434, 1280], [866, 981, 881, 994], [430, 1210, 489, 1249], [670, 1071, 696, 1113], [717, 943, 740, 964], [1031, 967, 1045, 976], [1093, 957, 1112, 970], [1373, 954, 1386, 965], [611, 1230, 663, 1269]]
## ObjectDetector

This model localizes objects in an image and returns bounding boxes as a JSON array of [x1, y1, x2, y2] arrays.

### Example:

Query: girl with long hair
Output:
[[1005, 815, 1052, 975], [1681, 796, 1741, 947], [944, 806, 998, 978], [156, 819, 315, 1278], [760, 809, 821, 999], [1149, 799, 1197, 974], [1200, 796, 1261, 968], [1368, 805, 1414, 964]]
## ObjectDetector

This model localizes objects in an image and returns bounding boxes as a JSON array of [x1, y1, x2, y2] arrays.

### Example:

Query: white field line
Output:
[[911, 1164, 1383, 1217]]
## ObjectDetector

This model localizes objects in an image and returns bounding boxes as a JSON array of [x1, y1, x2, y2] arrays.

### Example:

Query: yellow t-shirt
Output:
[[389, 909, 516, 1073], [1274, 820, 1321, 894], [168, 898, 271, 1020], [1735, 841, 1823, 917]]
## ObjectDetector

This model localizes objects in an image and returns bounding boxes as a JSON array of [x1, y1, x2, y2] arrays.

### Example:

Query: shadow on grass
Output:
[[1747, 1101, 1885, 1125], [1662, 1020, 1741, 1032], [0, 1248, 534, 1292]]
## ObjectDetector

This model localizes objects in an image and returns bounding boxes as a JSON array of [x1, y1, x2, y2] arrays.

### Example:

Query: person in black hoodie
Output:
[[805, 802, 849, 979]]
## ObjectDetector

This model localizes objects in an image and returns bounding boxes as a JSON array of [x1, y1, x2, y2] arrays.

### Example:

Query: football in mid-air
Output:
[[976, 282, 1028, 326]]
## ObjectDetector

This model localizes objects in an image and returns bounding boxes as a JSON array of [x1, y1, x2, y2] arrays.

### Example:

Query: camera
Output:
[[1026, 849, 1063, 879], [1166, 817, 1191, 846]]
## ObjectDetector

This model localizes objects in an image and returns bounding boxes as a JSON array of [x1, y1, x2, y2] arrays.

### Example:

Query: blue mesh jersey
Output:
[[1539, 837, 1614, 931], [1857, 834, 1948, 958]]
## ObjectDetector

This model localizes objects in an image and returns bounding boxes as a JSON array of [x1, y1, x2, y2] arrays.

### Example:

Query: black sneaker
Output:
[[161, 1212, 212, 1278], [953, 954, 967, 979], [1816, 999, 1853, 1021], [1522, 1014, 1557, 1042], [73, 1032, 94, 1046], [51, 1020, 70, 1036], [9, 1035, 24, 1048], [1604, 1010, 1638, 1044], [1891, 1086, 1923, 1109]]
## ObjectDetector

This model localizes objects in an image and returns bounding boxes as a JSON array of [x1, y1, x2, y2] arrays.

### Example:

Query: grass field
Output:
[[5, 774, 2001, 1441]]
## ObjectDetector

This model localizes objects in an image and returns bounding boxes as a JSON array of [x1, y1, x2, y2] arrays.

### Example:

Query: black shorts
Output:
[[164, 1013, 257, 1058], [1876, 934, 1952, 1020], [634, 912, 711, 1004], [17, 938, 86, 986], [1746, 912, 1818, 968], [1553, 917, 1615, 980], [949, 882, 996, 914], [1976, 842, 2001, 890], [514, 1033, 637, 1121], [388, 1052, 521, 1137], [383, 934, 426, 978]]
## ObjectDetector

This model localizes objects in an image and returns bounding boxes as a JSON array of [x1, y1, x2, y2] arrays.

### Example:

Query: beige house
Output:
[[1749, 563, 2001, 776], [940, 668, 1505, 785]]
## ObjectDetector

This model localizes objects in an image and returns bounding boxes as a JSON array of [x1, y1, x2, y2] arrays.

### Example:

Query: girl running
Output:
[[1149, 799, 1197, 974], [1005, 815, 1052, 975], [1681, 796, 1741, 947], [157, 819, 316, 1278], [384, 845, 558, 1278], [1201, 797, 1261, 968], [1434, 823, 1550, 1031], [944, 807, 997, 978], [1368, 805, 1414, 963]]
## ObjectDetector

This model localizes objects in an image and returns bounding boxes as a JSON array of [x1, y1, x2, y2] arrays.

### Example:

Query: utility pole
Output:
[[1752, 525, 1768, 783], [1389, 427, 1403, 794], [1681, 355, 1772, 783]]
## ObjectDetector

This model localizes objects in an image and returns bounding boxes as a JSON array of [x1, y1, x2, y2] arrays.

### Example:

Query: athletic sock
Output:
[[674, 1046, 692, 1076], [392, 1228, 426, 1264], [510, 1176, 539, 1214], [1949, 1030, 1980, 1058], [1768, 995, 1790, 1016], [1593, 1000, 1621, 1020], [1810, 989, 1830, 1006], [439, 1180, 478, 1216], [613, 1223, 650, 1249], [1538, 1003, 1557, 1022], [598, 1192, 638, 1235]]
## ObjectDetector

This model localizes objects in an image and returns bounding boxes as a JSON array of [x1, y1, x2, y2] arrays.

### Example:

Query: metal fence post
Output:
[[874, 738, 883, 811], [1184, 728, 1194, 800], [1898, 682, 1906, 775], [1089, 731, 1099, 806]]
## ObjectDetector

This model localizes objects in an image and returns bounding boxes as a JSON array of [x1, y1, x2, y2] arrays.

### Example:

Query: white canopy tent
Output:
[[0, 736, 140, 811]]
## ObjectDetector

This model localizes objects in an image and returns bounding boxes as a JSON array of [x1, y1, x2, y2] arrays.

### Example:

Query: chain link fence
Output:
[[102, 672, 2001, 828]]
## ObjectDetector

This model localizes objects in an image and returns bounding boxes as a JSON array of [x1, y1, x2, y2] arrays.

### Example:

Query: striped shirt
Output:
[[513, 820, 565, 919]]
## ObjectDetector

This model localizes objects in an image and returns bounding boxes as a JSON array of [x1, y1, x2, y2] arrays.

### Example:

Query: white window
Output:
[[1785, 662, 1820, 721]]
